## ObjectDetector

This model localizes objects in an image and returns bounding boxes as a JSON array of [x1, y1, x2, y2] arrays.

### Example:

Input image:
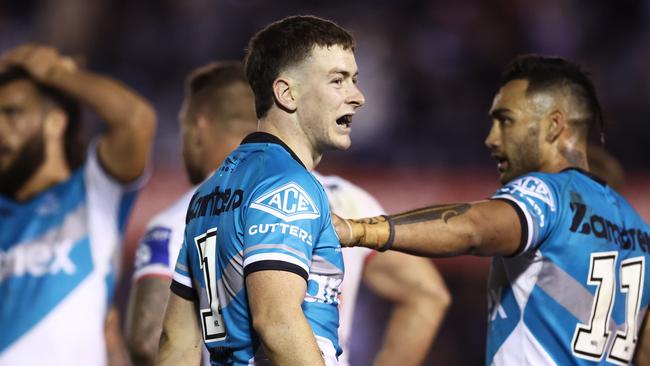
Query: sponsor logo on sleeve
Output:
[[135, 226, 171, 268], [500, 176, 556, 211], [250, 182, 320, 222]]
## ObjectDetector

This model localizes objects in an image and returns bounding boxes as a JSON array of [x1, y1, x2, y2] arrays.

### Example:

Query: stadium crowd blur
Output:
[[2, 0, 649, 364]]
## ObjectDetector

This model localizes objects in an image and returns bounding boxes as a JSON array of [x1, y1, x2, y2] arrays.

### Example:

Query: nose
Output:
[[348, 84, 365, 108], [484, 121, 500, 151]]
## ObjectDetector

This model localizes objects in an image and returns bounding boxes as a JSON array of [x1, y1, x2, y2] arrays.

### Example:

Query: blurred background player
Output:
[[126, 61, 257, 366], [157, 15, 364, 365], [0, 44, 155, 365], [315, 171, 450, 366], [334, 54, 650, 365]]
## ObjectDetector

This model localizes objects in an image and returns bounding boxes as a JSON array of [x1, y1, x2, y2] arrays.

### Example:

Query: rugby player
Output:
[[156, 15, 364, 365], [130, 61, 448, 365], [127, 61, 257, 366], [334, 54, 650, 365], [0, 44, 155, 365]]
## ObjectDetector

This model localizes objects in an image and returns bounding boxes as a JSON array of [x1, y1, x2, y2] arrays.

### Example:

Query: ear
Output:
[[272, 77, 297, 113], [195, 115, 213, 146], [545, 110, 566, 143], [43, 109, 67, 140]]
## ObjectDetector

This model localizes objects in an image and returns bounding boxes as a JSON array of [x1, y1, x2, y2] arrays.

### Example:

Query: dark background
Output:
[[2, 1, 649, 364], [2, 0, 648, 170]]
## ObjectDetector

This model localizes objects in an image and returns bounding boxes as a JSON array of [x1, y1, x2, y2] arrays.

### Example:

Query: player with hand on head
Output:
[[156, 15, 364, 366], [125, 61, 257, 366], [0, 44, 155, 365], [334, 54, 650, 365]]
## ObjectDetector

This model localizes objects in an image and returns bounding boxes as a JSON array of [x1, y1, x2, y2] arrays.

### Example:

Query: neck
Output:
[[539, 143, 588, 174], [14, 150, 71, 202], [258, 111, 321, 171]]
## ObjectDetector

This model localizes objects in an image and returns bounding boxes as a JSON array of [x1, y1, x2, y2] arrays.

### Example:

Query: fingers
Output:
[[331, 213, 353, 246], [0, 44, 74, 81]]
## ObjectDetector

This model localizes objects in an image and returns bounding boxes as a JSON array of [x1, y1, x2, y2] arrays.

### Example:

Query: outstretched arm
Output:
[[1, 44, 156, 182], [362, 251, 450, 366], [335, 200, 522, 257], [155, 292, 202, 366]]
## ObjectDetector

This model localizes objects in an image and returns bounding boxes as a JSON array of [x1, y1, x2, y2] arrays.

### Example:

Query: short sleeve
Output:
[[170, 237, 196, 300], [132, 226, 174, 281], [84, 138, 150, 194], [84, 140, 149, 266], [491, 174, 560, 255], [131, 191, 193, 282], [242, 180, 325, 282]]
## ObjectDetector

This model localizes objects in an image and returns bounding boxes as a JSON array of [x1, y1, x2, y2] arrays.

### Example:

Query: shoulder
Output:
[[495, 172, 562, 210], [316, 173, 374, 200], [609, 190, 650, 229], [83, 139, 148, 192], [147, 188, 195, 229], [313, 172, 385, 217]]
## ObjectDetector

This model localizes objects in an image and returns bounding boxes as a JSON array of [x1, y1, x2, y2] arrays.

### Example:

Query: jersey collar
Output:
[[561, 167, 607, 186], [241, 132, 306, 169]]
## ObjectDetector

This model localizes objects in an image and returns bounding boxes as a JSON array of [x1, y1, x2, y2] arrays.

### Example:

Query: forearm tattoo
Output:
[[390, 203, 472, 225]]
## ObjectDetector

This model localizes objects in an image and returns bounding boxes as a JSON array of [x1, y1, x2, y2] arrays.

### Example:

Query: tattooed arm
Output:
[[334, 200, 522, 257]]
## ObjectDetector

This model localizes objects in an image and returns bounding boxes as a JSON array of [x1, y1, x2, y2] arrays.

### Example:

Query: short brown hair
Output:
[[184, 61, 255, 124], [244, 15, 355, 119]]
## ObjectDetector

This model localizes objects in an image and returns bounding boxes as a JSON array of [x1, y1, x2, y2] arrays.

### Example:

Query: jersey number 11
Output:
[[572, 251, 645, 364]]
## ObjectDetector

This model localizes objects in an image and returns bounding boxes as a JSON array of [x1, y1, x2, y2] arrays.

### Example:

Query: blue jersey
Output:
[[171, 132, 344, 366], [487, 168, 650, 365], [0, 143, 142, 365]]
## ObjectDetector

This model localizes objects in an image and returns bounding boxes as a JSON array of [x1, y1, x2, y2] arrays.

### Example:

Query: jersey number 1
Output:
[[195, 228, 227, 342], [572, 251, 645, 364]]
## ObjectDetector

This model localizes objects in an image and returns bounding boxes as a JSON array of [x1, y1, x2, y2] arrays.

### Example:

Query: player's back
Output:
[[488, 168, 650, 365], [172, 133, 343, 365]]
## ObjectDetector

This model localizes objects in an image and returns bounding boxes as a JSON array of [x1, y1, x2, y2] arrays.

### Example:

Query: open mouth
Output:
[[336, 114, 353, 128], [492, 154, 509, 172]]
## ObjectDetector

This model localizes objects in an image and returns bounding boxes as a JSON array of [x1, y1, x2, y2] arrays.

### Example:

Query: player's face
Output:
[[179, 101, 205, 185], [292, 45, 365, 153], [486, 79, 543, 184], [0, 80, 47, 190]]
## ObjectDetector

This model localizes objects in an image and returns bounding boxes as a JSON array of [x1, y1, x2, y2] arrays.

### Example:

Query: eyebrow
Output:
[[489, 108, 512, 119], [328, 68, 359, 78]]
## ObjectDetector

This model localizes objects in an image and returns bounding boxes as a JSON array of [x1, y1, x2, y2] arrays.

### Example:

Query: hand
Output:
[[0, 44, 77, 83], [332, 213, 354, 246], [333, 213, 394, 251]]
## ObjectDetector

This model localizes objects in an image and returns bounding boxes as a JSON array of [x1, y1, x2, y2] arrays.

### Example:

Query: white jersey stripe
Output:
[[243, 252, 310, 274]]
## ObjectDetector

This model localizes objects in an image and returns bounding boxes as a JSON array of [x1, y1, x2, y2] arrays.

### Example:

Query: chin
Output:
[[333, 137, 351, 151], [499, 172, 513, 185]]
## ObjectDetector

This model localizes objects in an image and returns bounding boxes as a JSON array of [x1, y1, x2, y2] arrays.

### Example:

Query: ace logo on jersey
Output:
[[250, 182, 320, 222], [502, 176, 556, 211]]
